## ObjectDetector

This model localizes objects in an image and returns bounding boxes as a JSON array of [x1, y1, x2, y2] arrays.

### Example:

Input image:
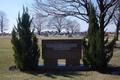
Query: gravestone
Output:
[[44, 33, 48, 37], [38, 39, 86, 71], [57, 35, 61, 37], [42, 39, 81, 66], [51, 34, 54, 37], [68, 34, 73, 38], [73, 33, 77, 37]]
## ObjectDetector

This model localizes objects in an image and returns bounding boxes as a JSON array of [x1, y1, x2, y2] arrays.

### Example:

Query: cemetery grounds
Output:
[[0, 34, 120, 80]]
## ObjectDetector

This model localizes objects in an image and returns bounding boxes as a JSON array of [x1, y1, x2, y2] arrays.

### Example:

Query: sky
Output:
[[0, 0, 33, 33], [0, 0, 116, 33]]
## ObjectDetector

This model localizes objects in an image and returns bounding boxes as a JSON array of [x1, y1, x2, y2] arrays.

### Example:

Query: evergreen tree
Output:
[[11, 7, 40, 71], [82, 4, 116, 70]]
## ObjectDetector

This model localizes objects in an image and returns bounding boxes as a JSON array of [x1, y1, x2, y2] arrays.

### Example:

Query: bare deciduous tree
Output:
[[66, 19, 80, 34], [48, 15, 67, 33], [33, 0, 119, 39], [113, 2, 120, 40], [33, 0, 90, 23], [33, 13, 47, 35], [33, 0, 119, 34], [0, 11, 9, 34]]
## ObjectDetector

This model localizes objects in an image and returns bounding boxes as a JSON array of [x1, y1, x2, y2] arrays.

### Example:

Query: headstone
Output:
[[42, 39, 81, 66], [38, 39, 86, 71], [63, 34, 66, 37], [44, 34, 48, 37], [40, 32, 44, 36], [57, 35, 61, 37], [8, 33, 11, 36], [68, 34, 73, 38], [51, 34, 54, 37], [73, 33, 77, 37], [78, 34, 80, 37]]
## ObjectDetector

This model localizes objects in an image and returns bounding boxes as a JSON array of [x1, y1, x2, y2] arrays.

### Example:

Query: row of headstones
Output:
[[43, 33, 83, 38], [38, 31, 88, 37], [0, 33, 11, 36]]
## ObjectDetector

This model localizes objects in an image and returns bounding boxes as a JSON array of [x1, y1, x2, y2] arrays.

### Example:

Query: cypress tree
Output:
[[82, 5, 99, 69], [11, 7, 40, 71], [82, 4, 116, 70]]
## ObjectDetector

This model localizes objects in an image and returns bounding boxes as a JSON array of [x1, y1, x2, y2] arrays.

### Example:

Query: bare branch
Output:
[[103, 0, 118, 16], [32, 0, 119, 30], [32, 13, 48, 34], [65, 19, 80, 33], [48, 15, 67, 33], [33, 0, 90, 22], [104, 4, 117, 27]]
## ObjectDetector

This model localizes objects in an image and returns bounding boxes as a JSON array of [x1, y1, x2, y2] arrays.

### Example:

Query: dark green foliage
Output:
[[88, 5, 99, 38], [11, 7, 40, 71], [82, 5, 116, 70]]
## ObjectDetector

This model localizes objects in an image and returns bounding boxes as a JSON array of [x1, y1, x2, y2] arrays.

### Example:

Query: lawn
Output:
[[0, 35, 120, 80]]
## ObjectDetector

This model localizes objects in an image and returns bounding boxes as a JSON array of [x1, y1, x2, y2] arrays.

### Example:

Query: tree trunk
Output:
[[100, 15, 105, 44], [99, 12, 107, 69], [99, 3, 105, 44], [58, 30, 61, 34], [72, 30, 73, 34], [38, 30, 40, 35], [116, 14, 120, 41], [1, 22, 3, 35], [116, 23, 119, 40]]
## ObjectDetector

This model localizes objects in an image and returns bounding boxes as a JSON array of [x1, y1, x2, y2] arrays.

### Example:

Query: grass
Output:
[[0, 35, 120, 80]]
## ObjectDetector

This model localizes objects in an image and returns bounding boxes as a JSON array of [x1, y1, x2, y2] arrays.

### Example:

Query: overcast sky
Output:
[[0, 0, 116, 33]]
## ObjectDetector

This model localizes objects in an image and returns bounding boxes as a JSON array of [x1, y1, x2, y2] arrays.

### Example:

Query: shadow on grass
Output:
[[9, 65, 120, 79], [115, 46, 120, 48], [23, 70, 85, 79], [96, 65, 120, 75], [9, 66, 86, 79]]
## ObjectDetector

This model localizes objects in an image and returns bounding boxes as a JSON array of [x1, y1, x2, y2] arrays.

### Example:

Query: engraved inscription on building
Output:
[[46, 44, 77, 50]]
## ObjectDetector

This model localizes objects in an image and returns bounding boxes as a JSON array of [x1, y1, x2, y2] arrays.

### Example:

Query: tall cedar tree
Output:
[[11, 7, 40, 71], [82, 5, 116, 70]]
